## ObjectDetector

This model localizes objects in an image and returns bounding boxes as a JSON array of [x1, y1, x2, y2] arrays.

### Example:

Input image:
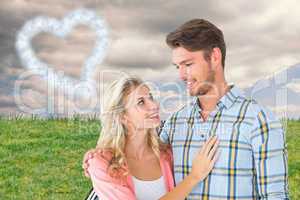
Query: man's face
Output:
[[172, 47, 215, 96]]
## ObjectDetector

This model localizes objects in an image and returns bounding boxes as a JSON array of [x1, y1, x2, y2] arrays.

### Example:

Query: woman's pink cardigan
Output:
[[83, 149, 175, 200]]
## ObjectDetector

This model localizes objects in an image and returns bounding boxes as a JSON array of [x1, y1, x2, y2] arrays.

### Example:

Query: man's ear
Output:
[[211, 47, 222, 70]]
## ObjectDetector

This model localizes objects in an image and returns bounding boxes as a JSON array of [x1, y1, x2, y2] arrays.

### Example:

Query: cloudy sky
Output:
[[0, 0, 299, 118]]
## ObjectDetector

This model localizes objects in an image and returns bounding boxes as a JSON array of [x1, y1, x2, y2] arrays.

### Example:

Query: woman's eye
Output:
[[137, 100, 144, 105]]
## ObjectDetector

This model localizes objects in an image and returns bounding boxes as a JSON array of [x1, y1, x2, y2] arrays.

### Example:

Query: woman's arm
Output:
[[159, 136, 219, 200]]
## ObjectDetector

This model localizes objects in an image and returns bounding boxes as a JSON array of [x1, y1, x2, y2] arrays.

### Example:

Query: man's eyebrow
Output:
[[173, 58, 193, 66]]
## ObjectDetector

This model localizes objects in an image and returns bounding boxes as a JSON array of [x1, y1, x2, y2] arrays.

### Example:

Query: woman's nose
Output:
[[149, 99, 159, 111]]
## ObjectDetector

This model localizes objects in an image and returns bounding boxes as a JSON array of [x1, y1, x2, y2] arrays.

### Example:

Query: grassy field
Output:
[[0, 117, 299, 199], [286, 119, 300, 199], [0, 117, 100, 200]]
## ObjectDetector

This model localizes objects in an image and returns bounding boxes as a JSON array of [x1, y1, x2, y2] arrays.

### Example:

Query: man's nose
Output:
[[179, 66, 187, 81]]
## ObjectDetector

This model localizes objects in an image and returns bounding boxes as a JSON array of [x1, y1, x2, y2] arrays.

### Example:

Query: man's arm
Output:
[[250, 107, 289, 199]]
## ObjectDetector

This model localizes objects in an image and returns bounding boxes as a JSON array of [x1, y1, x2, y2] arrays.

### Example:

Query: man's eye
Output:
[[186, 63, 193, 67], [149, 94, 154, 100]]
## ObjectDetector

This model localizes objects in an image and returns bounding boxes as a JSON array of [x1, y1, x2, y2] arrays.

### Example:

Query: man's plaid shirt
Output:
[[160, 86, 289, 200]]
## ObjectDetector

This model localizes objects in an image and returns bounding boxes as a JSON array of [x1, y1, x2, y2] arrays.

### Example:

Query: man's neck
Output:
[[197, 82, 230, 121]]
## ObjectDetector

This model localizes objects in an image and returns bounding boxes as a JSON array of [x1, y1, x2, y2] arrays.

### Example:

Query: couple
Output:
[[83, 19, 289, 200]]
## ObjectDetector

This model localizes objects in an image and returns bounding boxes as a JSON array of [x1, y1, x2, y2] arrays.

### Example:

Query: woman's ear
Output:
[[121, 113, 135, 133], [120, 113, 128, 125]]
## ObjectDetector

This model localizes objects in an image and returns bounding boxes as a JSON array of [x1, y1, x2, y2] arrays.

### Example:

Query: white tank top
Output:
[[132, 176, 167, 200]]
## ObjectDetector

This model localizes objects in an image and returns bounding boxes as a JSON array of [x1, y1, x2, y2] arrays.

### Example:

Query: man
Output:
[[160, 19, 289, 199]]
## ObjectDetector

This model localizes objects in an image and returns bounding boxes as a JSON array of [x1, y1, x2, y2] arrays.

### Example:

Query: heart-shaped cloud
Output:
[[15, 9, 109, 99]]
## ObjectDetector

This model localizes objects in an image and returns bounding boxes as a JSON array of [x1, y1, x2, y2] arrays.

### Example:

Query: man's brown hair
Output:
[[166, 19, 226, 67]]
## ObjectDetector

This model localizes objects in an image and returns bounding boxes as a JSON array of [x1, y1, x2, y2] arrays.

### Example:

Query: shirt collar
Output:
[[192, 85, 244, 111]]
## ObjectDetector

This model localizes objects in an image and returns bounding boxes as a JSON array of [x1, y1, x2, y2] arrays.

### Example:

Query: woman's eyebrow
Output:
[[137, 96, 144, 100]]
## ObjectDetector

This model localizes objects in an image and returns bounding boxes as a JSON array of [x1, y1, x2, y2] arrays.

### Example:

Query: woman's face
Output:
[[122, 85, 160, 130]]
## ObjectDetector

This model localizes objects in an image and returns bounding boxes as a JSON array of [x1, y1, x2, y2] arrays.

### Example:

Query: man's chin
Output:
[[186, 88, 194, 96], [188, 90, 197, 96], [187, 88, 209, 96]]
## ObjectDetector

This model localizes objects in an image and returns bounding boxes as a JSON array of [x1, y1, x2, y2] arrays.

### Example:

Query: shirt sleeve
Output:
[[84, 151, 136, 200], [250, 106, 289, 199]]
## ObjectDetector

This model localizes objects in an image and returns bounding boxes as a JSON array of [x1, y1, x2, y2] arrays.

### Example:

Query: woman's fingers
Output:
[[82, 150, 96, 177], [200, 136, 214, 154], [191, 136, 220, 181], [208, 139, 219, 160], [203, 136, 218, 156], [210, 150, 221, 167]]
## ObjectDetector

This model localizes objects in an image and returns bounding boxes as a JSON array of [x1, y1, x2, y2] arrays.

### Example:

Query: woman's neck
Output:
[[125, 128, 152, 160]]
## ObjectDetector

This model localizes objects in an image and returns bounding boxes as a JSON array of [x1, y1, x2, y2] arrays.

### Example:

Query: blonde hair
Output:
[[95, 76, 167, 178]]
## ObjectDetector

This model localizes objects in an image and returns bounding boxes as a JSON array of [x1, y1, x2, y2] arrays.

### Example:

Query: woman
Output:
[[83, 76, 219, 200]]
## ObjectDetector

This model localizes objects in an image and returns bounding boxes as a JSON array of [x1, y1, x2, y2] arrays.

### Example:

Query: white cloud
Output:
[[269, 104, 300, 119], [286, 80, 300, 93], [1, 0, 300, 117]]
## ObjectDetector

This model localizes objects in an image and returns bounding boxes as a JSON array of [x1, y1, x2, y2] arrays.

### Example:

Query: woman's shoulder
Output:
[[83, 148, 113, 177]]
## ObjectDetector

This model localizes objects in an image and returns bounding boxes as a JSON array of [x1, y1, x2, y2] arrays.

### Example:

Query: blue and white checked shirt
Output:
[[160, 86, 289, 200]]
